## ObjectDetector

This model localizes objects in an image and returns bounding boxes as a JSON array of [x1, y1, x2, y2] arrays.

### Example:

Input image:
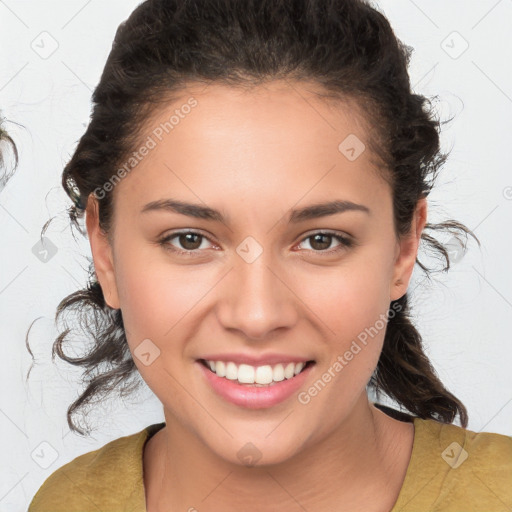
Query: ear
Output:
[[390, 197, 427, 301], [85, 195, 120, 309]]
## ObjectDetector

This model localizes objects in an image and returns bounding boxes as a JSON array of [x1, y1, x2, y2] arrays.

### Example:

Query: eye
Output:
[[158, 230, 215, 256], [158, 229, 354, 257], [296, 231, 354, 255]]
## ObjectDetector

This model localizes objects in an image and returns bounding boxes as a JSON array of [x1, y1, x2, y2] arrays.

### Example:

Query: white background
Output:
[[1, 1, 511, 510]]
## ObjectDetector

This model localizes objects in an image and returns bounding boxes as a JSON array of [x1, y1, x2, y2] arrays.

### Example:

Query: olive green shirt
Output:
[[28, 416, 512, 511]]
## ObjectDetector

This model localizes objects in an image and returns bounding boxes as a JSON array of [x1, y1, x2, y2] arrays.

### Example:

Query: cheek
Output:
[[303, 253, 393, 341], [112, 251, 206, 403], [298, 247, 394, 396], [292, 260, 392, 436], [113, 244, 219, 346]]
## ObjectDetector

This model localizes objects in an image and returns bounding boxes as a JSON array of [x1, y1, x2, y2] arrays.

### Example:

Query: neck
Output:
[[143, 396, 414, 512]]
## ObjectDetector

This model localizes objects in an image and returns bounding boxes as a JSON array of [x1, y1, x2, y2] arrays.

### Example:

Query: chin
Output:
[[202, 428, 309, 469]]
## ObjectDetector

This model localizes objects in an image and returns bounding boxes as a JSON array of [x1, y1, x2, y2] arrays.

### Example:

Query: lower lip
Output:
[[196, 361, 315, 409]]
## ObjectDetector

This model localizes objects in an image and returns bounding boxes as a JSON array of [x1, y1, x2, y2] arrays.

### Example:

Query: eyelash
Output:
[[157, 230, 355, 257]]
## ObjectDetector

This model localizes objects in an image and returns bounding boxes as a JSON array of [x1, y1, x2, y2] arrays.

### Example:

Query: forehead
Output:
[[112, 80, 390, 219], [143, 80, 372, 151]]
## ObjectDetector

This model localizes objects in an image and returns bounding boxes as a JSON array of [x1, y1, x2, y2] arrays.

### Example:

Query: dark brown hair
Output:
[[28, 0, 478, 435], [0, 115, 19, 188]]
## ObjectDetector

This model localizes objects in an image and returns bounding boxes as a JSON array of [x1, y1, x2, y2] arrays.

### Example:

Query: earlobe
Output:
[[390, 198, 428, 301], [85, 195, 120, 310]]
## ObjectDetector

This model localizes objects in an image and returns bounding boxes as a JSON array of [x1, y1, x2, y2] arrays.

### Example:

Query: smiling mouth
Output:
[[198, 358, 316, 386]]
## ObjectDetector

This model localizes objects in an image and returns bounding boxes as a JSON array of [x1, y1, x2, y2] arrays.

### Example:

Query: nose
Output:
[[215, 253, 298, 340]]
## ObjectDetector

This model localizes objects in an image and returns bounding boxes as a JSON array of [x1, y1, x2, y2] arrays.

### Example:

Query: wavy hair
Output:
[[27, 0, 479, 435], [0, 115, 19, 188]]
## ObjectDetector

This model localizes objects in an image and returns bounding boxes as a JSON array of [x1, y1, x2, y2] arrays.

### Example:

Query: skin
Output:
[[86, 80, 427, 511]]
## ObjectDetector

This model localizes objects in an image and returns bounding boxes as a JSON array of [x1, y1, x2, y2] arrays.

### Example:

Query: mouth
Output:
[[196, 357, 316, 408], [197, 358, 316, 387]]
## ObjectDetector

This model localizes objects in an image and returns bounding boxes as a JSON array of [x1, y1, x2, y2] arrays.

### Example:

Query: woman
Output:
[[28, 0, 512, 510]]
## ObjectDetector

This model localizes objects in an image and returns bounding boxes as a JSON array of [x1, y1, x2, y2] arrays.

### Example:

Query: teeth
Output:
[[273, 363, 285, 382], [226, 362, 238, 380], [237, 364, 255, 383], [285, 363, 295, 379], [216, 361, 226, 377], [204, 360, 308, 385], [254, 365, 273, 384]]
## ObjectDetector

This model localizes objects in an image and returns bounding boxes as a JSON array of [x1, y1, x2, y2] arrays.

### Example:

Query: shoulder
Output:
[[28, 422, 165, 512], [420, 417, 512, 470], [395, 417, 512, 511]]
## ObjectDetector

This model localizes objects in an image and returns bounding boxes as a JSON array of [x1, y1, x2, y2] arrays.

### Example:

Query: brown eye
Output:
[[298, 231, 354, 255], [158, 230, 354, 257], [158, 230, 213, 255], [178, 232, 203, 251], [309, 233, 333, 251]]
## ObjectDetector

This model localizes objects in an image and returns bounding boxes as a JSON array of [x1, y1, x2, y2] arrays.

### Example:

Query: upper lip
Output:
[[198, 353, 315, 366]]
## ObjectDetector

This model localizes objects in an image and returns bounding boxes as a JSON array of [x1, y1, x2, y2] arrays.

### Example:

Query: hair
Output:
[[27, 0, 479, 435], [0, 114, 19, 188]]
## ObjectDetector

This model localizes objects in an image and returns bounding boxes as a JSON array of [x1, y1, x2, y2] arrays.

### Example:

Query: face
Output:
[[86, 80, 426, 466]]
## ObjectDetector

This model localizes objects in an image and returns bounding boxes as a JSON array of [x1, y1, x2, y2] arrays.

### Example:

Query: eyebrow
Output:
[[140, 198, 371, 223]]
